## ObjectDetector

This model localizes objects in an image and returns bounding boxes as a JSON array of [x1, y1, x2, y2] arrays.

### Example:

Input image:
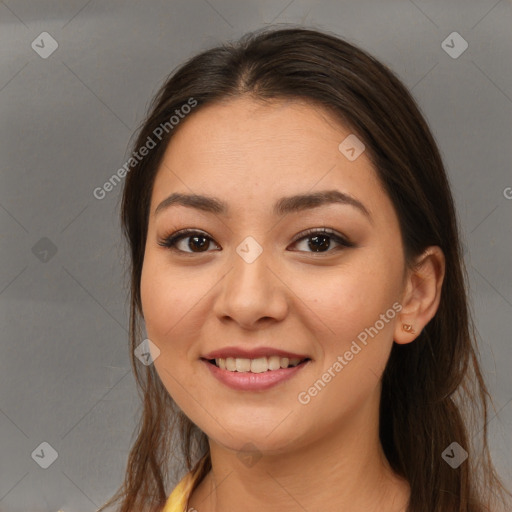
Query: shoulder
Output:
[[162, 473, 195, 512], [163, 455, 209, 512]]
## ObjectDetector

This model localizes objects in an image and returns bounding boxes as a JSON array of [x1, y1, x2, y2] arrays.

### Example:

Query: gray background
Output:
[[1, 1, 511, 511]]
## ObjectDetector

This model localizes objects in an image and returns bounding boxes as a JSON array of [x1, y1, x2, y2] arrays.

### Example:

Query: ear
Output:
[[393, 246, 445, 345]]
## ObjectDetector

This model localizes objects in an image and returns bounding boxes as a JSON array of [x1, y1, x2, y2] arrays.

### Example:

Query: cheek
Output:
[[140, 251, 194, 335], [140, 255, 189, 369], [306, 259, 398, 338], [140, 250, 213, 376], [140, 256, 169, 334], [297, 265, 399, 418], [140, 255, 199, 404]]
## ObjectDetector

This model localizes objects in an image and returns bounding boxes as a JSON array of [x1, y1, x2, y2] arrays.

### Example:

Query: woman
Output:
[[98, 27, 511, 512]]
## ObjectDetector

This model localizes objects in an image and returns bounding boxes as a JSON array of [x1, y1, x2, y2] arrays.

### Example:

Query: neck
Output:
[[188, 391, 410, 512]]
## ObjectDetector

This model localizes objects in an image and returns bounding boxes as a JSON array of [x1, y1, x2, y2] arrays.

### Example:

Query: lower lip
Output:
[[201, 359, 310, 391]]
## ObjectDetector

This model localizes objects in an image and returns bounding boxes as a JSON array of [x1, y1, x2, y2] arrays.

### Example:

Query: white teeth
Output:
[[236, 358, 251, 372], [251, 357, 268, 373], [214, 356, 305, 372], [268, 355, 281, 370]]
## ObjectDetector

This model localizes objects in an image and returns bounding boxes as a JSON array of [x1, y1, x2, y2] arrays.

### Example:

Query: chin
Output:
[[207, 422, 303, 455]]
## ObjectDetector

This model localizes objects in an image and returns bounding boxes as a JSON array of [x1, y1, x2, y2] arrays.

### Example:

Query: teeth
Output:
[[236, 358, 251, 372], [214, 356, 304, 372], [268, 355, 281, 370]]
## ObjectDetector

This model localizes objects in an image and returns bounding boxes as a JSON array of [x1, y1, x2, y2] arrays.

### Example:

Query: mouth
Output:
[[201, 355, 311, 391], [201, 356, 311, 373]]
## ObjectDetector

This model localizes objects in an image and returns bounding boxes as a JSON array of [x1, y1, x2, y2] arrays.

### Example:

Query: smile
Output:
[[209, 356, 308, 373], [201, 357, 311, 391]]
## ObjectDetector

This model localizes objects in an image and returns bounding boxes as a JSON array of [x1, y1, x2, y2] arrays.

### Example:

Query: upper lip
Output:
[[202, 346, 310, 360]]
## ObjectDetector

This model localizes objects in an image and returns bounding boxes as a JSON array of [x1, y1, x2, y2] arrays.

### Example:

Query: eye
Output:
[[158, 227, 354, 255], [289, 228, 354, 253], [158, 229, 220, 253]]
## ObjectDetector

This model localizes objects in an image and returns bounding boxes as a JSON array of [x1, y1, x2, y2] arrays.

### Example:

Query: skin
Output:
[[140, 96, 445, 512]]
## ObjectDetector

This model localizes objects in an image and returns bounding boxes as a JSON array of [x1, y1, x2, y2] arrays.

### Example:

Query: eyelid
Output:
[[158, 227, 354, 254], [157, 228, 219, 252], [289, 227, 353, 248]]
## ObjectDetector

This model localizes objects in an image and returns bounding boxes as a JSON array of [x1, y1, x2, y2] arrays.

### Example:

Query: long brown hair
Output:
[[98, 26, 512, 512]]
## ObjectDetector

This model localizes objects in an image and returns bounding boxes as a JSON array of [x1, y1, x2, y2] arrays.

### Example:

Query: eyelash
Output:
[[157, 227, 354, 254]]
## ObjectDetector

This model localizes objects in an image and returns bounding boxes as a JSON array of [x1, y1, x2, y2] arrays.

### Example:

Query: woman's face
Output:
[[141, 96, 408, 454]]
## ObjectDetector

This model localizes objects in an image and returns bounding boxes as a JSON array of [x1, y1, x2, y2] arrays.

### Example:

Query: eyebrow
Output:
[[154, 189, 372, 222]]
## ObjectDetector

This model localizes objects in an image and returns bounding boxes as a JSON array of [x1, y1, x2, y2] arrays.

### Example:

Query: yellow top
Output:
[[162, 455, 209, 512]]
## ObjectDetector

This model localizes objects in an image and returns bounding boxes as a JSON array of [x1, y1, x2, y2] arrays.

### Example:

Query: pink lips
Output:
[[202, 346, 309, 360], [201, 347, 311, 391]]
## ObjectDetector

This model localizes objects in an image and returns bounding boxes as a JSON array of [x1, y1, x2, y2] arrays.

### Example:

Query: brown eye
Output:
[[289, 228, 354, 253], [158, 227, 353, 255], [158, 230, 220, 253]]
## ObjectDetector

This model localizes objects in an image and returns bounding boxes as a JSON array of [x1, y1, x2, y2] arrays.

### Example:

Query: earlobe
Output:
[[393, 246, 445, 345], [401, 323, 415, 334]]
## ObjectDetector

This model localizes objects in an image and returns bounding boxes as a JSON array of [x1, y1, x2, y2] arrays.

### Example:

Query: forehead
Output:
[[161, 96, 353, 167], [150, 96, 388, 221]]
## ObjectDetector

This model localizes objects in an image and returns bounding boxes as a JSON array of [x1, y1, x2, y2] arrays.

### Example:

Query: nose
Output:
[[212, 245, 289, 330]]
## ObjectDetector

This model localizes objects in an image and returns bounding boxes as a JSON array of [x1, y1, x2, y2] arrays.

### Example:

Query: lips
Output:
[[200, 346, 312, 389], [202, 356, 310, 391], [202, 346, 310, 360]]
